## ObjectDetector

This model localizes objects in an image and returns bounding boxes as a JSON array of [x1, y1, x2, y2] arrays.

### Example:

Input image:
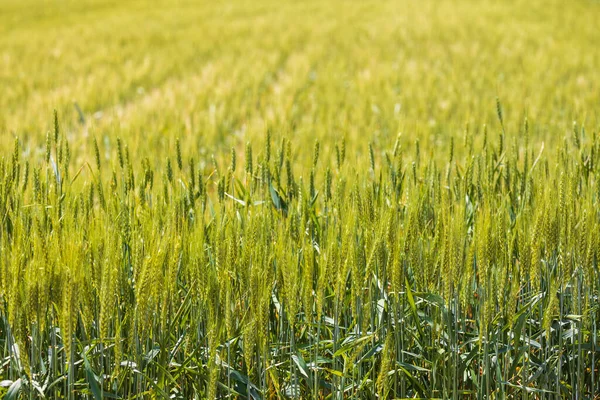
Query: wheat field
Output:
[[1, 0, 599, 398]]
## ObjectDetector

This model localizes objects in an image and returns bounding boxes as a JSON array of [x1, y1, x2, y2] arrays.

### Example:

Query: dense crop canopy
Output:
[[1, 0, 599, 398]]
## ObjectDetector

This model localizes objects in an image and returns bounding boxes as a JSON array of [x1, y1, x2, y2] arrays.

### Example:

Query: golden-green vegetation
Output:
[[1, 0, 599, 398]]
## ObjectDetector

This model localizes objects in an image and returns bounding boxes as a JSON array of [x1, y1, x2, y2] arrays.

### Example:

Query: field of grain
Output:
[[1, 0, 599, 398]]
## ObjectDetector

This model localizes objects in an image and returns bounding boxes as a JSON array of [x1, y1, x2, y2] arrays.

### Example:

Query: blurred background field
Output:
[[1, 0, 599, 167]]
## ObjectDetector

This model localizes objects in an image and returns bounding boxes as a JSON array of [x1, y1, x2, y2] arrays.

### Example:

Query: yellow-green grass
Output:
[[1, 0, 599, 398]]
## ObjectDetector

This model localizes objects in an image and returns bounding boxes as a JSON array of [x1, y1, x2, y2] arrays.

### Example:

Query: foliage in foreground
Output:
[[0, 111, 599, 399]]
